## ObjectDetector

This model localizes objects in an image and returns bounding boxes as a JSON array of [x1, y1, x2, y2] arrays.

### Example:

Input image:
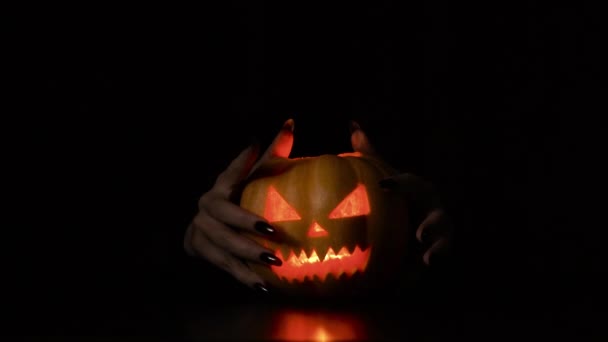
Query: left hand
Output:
[[350, 121, 453, 266]]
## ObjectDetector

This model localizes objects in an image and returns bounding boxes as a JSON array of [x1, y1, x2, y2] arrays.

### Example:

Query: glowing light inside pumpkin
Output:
[[307, 221, 328, 238], [328, 183, 370, 219], [271, 246, 371, 282], [264, 185, 301, 222]]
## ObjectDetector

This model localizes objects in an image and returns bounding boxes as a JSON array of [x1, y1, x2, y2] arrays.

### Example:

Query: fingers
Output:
[[267, 119, 295, 159], [213, 143, 260, 198], [202, 195, 276, 236], [422, 237, 450, 266], [349, 120, 377, 156], [416, 209, 453, 267], [192, 214, 282, 267], [378, 171, 453, 267], [416, 208, 448, 243], [185, 120, 297, 290], [249, 119, 294, 176], [190, 230, 267, 289], [416, 209, 452, 266]]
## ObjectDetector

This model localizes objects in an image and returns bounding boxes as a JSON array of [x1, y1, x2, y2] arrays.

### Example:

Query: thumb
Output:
[[349, 120, 377, 156], [248, 118, 294, 176]]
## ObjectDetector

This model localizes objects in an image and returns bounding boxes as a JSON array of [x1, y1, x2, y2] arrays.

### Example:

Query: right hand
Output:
[[183, 119, 295, 292]]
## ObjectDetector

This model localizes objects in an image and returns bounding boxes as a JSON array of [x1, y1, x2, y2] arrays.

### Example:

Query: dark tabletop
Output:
[[177, 298, 596, 341]]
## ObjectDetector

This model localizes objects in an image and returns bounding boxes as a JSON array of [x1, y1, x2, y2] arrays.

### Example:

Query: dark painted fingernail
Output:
[[349, 120, 361, 134], [254, 283, 270, 294], [255, 221, 276, 235], [282, 119, 295, 132], [260, 252, 282, 266], [379, 178, 398, 189]]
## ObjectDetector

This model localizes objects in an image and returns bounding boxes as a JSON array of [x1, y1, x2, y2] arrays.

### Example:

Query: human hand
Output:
[[350, 121, 453, 266], [183, 120, 296, 292]]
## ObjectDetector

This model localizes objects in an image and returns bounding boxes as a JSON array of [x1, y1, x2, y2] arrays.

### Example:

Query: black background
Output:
[[5, 1, 607, 338]]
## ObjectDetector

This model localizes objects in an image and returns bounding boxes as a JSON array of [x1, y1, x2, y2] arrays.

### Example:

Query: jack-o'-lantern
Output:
[[240, 145, 410, 296]]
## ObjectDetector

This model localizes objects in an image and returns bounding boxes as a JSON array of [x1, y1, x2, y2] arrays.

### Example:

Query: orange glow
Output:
[[306, 221, 328, 238], [328, 183, 370, 219], [270, 310, 365, 341], [274, 129, 294, 158], [266, 119, 294, 158], [264, 185, 301, 222], [271, 246, 371, 283], [337, 151, 362, 157]]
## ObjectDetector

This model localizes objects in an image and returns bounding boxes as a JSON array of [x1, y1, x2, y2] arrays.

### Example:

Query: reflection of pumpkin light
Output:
[[272, 246, 371, 283], [314, 327, 329, 342], [270, 310, 365, 341]]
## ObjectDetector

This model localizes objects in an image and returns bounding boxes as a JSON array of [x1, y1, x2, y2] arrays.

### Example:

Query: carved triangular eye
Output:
[[264, 185, 302, 222], [328, 183, 370, 219]]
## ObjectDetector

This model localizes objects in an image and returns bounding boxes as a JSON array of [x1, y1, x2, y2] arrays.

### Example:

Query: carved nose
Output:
[[307, 221, 328, 238]]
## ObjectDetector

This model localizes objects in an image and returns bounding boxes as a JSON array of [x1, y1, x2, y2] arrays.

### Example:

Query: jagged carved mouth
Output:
[[271, 246, 371, 283]]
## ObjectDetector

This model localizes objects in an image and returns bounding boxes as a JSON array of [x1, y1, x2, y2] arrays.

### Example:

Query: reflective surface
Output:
[[182, 298, 451, 342], [269, 309, 367, 341], [180, 296, 589, 342]]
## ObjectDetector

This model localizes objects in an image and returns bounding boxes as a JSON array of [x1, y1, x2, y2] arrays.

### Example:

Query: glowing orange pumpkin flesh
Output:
[[328, 183, 370, 219], [264, 185, 301, 222], [271, 246, 371, 283], [262, 183, 371, 283], [307, 221, 328, 238]]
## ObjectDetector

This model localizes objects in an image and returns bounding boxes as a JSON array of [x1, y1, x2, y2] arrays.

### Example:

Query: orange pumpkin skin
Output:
[[240, 152, 410, 297]]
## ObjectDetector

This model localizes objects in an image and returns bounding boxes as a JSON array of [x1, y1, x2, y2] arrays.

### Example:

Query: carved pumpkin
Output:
[[240, 151, 410, 296]]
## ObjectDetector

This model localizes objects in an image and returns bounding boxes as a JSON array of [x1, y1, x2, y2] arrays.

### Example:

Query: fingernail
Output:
[[254, 283, 270, 294], [260, 252, 282, 266], [349, 120, 361, 134], [255, 221, 276, 235], [379, 178, 398, 189], [282, 119, 295, 132]]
